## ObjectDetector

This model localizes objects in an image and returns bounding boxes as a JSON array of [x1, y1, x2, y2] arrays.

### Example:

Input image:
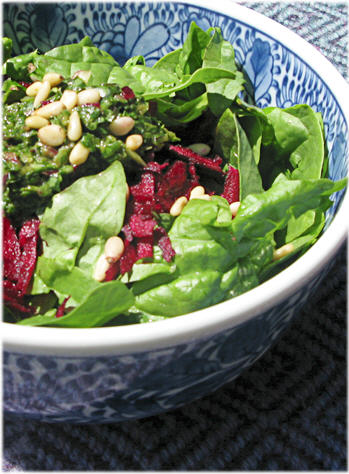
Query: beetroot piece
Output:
[[121, 86, 135, 100], [131, 172, 156, 202], [119, 243, 138, 275], [136, 236, 154, 259], [16, 219, 41, 296], [3, 216, 40, 315], [3, 216, 21, 282], [129, 214, 157, 238], [81, 102, 100, 108], [121, 224, 134, 243], [221, 165, 240, 204], [104, 261, 120, 282], [157, 161, 188, 211], [169, 145, 224, 174], [3, 291, 33, 314], [157, 235, 176, 262], [56, 296, 71, 318]]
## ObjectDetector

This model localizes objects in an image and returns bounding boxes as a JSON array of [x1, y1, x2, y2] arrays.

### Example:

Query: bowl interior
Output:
[[2, 1, 348, 353]]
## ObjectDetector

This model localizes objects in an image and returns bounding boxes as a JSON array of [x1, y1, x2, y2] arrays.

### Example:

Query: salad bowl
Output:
[[2, 0, 348, 423]]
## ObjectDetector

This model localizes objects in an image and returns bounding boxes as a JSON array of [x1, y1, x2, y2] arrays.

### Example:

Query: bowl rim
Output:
[[2, 0, 349, 356]]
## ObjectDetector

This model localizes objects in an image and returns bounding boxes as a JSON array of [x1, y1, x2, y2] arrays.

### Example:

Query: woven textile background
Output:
[[2, 2, 348, 471]]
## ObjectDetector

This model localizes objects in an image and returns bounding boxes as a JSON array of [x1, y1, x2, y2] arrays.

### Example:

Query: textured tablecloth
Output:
[[3, 2, 348, 471]]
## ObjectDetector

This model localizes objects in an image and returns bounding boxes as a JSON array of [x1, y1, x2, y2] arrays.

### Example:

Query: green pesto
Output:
[[3, 80, 176, 224]]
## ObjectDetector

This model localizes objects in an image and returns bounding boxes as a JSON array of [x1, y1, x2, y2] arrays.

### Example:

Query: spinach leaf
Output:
[[36, 257, 101, 305], [37, 160, 127, 275], [29, 37, 120, 84], [232, 174, 347, 242], [126, 65, 241, 100], [215, 108, 263, 199], [2, 37, 13, 63], [132, 198, 238, 316], [176, 22, 212, 77], [3, 50, 39, 81], [287, 104, 325, 179], [155, 93, 209, 126], [18, 280, 134, 327], [202, 28, 244, 116]]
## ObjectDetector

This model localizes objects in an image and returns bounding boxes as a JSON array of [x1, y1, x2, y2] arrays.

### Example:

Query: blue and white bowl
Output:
[[3, 0, 348, 423]]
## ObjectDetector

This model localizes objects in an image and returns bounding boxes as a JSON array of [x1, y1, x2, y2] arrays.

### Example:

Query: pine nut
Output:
[[25, 115, 49, 129], [193, 194, 211, 201], [189, 186, 205, 199], [26, 81, 43, 97], [34, 100, 65, 118], [67, 110, 82, 141], [43, 72, 63, 86], [109, 116, 135, 136], [38, 124, 66, 147], [229, 201, 241, 217], [93, 254, 111, 282], [125, 134, 143, 151], [273, 243, 295, 261], [188, 143, 211, 156], [33, 80, 51, 108], [69, 142, 90, 166], [77, 88, 101, 105], [60, 90, 78, 111], [72, 70, 91, 83], [170, 196, 188, 216], [125, 183, 130, 201], [104, 236, 125, 263]]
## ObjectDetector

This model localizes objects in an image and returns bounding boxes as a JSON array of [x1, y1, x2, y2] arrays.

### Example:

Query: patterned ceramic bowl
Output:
[[3, 0, 348, 423]]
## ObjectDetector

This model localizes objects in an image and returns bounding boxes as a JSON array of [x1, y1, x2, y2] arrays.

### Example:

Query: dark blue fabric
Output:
[[3, 3, 347, 471]]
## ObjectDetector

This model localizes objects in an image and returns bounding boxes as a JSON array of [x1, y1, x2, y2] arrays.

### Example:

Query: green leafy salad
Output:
[[2, 23, 347, 327]]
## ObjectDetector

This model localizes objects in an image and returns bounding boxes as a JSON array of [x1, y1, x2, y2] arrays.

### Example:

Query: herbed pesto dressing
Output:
[[3, 79, 175, 223]]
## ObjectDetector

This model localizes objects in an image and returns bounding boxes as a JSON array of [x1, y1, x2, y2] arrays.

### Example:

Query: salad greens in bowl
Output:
[[2, 1, 348, 423]]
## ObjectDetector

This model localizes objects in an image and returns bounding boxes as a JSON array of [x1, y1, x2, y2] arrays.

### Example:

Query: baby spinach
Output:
[[36, 160, 127, 277], [215, 108, 263, 199], [3, 23, 347, 327], [18, 280, 134, 327]]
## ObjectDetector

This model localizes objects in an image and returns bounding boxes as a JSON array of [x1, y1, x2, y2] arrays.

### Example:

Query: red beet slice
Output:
[[119, 243, 138, 274], [3, 292, 33, 314], [3, 216, 21, 282], [130, 172, 156, 202], [121, 86, 135, 100], [129, 214, 157, 238], [16, 219, 40, 296], [157, 235, 176, 262], [221, 165, 240, 204], [137, 236, 154, 259], [104, 261, 120, 282], [56, 296, 71, 318], [169, 144, 224, 174]]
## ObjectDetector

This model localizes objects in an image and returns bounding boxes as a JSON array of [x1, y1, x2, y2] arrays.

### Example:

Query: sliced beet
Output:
[[16, 218, 40, 296], [130, 172, 156, 202], [3, 291, 33, 314], [129, 214, 157, 238], [56, 296, 71, 318], [121, 86, 135, 100], [157, 235, 176, 262], [3, 216, 21, 282], [104, 261, 120, 282], [169, 144, 224, 174], [137, 236, 154, 259], [119, 243, 138, 275], [221, 165, 240, 204]]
